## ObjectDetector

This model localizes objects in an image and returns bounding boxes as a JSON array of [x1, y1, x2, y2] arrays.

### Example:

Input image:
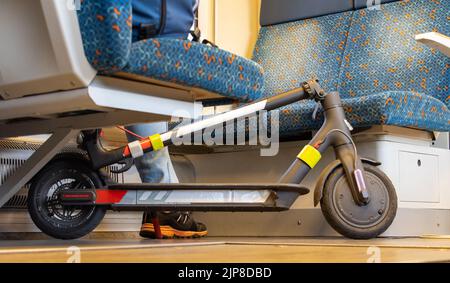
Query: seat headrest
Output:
[[260, 0, 353, 26], [260, 0, 403, 26], [353, 0, 400, 9]]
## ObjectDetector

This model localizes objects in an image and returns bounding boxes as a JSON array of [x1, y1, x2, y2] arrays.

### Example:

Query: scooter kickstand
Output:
[[151, 212, 163, 239]]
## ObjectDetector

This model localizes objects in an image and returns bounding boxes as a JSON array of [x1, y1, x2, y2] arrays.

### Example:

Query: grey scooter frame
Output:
[[278, 82, 370, 206], [81, 79, 369, 207], [36, 78, 399, 240]]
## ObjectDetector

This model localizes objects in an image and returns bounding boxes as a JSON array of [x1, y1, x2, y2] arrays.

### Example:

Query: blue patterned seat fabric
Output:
[[77, 0, 132, 74], [270, 92, 450, 137], [77, 0, 264, 101], [259, 0, 450, 135], [124, 38, 264, 102], [252, 12, 353, 136], [78, 0, 450, 136], [336, 0, 450, 132], [275, 90, 450, 136], [254, 12, 352, 98]]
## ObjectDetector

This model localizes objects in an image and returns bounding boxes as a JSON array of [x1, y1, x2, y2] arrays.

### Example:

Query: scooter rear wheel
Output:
[[28, 156, 106, 240], [320, 163, 397, 239]]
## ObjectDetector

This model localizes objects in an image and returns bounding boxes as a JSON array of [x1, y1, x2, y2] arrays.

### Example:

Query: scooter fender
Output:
[[313, 157, 382, 207]]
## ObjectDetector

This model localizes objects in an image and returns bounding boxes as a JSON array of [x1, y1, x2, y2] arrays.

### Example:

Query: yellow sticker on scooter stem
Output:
[[149, 134, 164, 151], [297, 145, 321, 168]]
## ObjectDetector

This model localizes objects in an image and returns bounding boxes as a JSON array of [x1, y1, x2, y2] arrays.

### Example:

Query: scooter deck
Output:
[[107, 183, 309, 193], [60, 183, 309, 212]]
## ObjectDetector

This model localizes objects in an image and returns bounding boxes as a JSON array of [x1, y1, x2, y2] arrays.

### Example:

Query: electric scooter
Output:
[[27, 79, 397, 240]]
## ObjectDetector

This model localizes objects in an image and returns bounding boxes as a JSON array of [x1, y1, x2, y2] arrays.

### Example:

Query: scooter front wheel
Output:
[[320, 163, 397, 239], [28, 156, 107, 240]]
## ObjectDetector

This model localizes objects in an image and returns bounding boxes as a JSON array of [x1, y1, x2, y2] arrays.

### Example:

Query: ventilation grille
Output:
[[0, 157, 26, 185], [0, 138, 124, 210], [3, 194, 28, 209], [0, 139, 42, 151]]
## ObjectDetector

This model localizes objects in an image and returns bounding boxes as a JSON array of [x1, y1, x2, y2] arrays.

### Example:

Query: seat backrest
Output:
[[77, 0, 132, 74], [255, 0, 449, 107], [253, 0, 353, 99], [338, 0, 450, 106]]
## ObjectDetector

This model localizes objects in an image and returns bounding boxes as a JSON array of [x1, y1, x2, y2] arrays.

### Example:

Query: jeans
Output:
[[125, 122, 179, 184]]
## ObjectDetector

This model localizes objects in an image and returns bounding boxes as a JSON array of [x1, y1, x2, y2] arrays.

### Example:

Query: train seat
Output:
[[77, 0, 264, 102], [256, 0, 450, 137]]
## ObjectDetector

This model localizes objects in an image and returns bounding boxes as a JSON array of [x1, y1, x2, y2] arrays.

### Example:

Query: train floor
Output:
[[1, 236, 450, 263]]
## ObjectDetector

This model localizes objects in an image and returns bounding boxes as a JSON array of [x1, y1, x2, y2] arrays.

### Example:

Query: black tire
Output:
[[320, 163, 397, 239], [28, 157, 107, 240]]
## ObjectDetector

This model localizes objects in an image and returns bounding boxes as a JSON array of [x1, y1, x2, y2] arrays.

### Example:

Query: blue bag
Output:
[[132, 0, 199, 42]]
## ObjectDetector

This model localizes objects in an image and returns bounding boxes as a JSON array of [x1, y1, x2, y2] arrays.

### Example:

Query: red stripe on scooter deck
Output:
[[96, 190, 127, 204], [106, 183, 310, 194]]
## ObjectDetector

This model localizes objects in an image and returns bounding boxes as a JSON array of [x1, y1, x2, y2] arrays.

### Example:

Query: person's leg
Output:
[[126, 122, 178, 184], [125, 122, 207, 239]]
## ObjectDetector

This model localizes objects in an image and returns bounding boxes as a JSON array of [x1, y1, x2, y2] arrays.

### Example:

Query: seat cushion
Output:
[[277, 91, 450, 135], [121, 38, 265, 102]]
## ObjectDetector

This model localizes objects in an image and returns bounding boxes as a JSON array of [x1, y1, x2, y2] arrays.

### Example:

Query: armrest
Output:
[[415, 32, 450, 58], [77, 0, 132, 73]]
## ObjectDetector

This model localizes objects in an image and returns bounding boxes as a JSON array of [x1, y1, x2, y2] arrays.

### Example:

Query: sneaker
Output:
[[140, 212, 208, 239]]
